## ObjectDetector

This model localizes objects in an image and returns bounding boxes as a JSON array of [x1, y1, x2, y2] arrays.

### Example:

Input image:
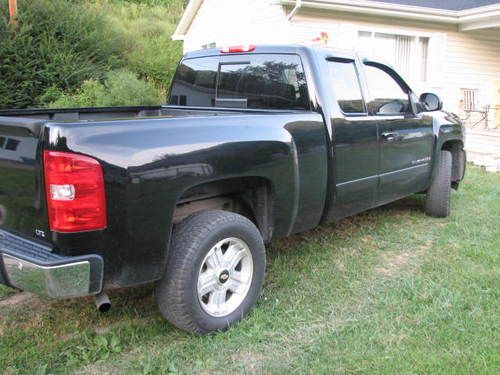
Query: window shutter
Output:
[[395, 35, 413, 79]]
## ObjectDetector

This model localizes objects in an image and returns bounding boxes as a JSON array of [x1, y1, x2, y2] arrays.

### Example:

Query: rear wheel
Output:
[[425, 150, 452, 217], [155, 210, 266, 334]]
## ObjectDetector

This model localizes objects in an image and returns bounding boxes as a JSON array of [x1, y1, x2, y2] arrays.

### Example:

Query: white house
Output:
[[173, 0, 500, 129]]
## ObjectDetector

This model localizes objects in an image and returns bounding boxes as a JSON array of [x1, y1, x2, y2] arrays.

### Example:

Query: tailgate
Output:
[[0, 117, 49, 241]]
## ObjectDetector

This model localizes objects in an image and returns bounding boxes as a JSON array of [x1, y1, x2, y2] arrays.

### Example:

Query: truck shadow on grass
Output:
[[273, 194, 427, 253], [1, 194, 427, 320]]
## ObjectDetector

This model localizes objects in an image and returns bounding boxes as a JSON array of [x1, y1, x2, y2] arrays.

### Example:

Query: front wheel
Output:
[[155, 210, 266, 334], [425, 150, 452, 217]]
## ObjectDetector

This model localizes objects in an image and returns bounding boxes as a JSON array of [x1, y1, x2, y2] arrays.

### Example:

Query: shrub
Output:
[[0, 0, 125, 109], [48, 70, 162, 108]]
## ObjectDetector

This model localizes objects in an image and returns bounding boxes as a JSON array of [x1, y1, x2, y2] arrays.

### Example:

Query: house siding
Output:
[[181, 1, 500, 120], [291, 9, 500, 116], [183, 0, 290, 53]]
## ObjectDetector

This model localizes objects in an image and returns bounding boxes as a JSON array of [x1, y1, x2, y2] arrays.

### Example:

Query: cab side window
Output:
[[328, 60, 366, 114], [364, 64, 410, 115]]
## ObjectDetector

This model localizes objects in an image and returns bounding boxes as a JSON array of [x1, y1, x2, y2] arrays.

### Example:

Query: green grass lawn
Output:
[[0, 166, 498, 374]]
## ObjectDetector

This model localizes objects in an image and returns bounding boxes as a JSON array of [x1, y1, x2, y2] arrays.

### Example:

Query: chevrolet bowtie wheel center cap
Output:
[[218, 270, 230, 284]]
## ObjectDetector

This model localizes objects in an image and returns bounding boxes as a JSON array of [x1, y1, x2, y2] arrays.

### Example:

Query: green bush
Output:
[[0, 0, 125, 109], [48, 70, 162, 108]]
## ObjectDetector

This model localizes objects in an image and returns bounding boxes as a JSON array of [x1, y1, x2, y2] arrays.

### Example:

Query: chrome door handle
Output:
[[381, 131, 398, 141]]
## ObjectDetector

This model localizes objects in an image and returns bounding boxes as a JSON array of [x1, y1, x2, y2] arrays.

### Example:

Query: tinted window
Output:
[[328, 60, 365, 113], [169, 56, 218, 107], [5, 138, 19, 151], [364, 64, 409, 115], [217, 54, 309, 110]]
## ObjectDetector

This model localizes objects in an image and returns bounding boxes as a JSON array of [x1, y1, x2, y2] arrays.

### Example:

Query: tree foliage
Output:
[[0, 0, 184, 109]]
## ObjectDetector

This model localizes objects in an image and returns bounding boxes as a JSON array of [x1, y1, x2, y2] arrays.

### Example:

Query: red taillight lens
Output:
[[43, 151, 107, 232], [220, 45, 256, 53]]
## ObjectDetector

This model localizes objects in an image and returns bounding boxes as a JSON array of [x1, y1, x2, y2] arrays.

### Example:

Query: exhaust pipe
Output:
[[95, 292, 111, 312]]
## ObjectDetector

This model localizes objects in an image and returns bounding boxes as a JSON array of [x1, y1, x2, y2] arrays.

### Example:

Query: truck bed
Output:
[[0, 106, 166, 121], [0, 105, 291, 123]]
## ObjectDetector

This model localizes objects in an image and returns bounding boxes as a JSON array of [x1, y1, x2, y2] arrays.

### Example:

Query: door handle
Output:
[[381, 131, 399, 141]]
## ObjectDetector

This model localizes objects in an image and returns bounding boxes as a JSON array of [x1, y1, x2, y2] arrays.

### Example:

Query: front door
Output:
[[362, 62, 434, 205]]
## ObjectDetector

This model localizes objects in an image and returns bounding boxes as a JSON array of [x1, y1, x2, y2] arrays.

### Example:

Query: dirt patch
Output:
[[375, 252, 412, 276], [375, 240, 432, 277], [0, 292, 56, 319], [0, 292, 36, 308], [229, 351, 268, 373], [335, 260, 346, 272]]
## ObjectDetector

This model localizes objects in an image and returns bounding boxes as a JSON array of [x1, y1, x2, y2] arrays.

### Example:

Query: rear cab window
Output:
[[169, 56, 218, 107], [169, 54, 310, 110]]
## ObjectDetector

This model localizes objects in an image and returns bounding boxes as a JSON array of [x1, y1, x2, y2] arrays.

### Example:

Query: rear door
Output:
[[327, 57, 379, 219], [361, 62, 433, 205], [215, 53, 328, 233]]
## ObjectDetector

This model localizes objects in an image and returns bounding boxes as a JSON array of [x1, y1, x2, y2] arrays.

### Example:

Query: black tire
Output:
[[155, 210, 266, 334], [425, 150, 452, 217]]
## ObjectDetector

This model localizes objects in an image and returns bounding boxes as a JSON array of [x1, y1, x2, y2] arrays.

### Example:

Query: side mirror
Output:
[[419, 92, 442, 111]]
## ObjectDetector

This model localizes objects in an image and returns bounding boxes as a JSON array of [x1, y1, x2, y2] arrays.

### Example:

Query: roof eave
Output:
[[459, 8, 500, 31], [171, 0, 204, 40], [172, 0, 500, 39], [279, 0, 500, 28]]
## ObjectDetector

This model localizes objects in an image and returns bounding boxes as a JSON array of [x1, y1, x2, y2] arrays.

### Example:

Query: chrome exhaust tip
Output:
[[95, 292, 111, 312]]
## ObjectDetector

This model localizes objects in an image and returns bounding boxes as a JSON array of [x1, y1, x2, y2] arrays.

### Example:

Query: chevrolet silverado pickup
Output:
[[0, 45, 466, 334]]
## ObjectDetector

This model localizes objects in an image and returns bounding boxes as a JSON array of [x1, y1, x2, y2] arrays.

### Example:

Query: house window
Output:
[[357, 31, 429, 83]]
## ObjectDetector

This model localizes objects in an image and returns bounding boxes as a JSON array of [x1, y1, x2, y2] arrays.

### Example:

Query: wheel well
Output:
[[173, 177, 274, 243], [442, 140, 465, 184]]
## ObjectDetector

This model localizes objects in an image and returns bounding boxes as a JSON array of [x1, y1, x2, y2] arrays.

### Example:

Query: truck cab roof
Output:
[[183, 44, 359, 60], [182, 44, 398, 78]]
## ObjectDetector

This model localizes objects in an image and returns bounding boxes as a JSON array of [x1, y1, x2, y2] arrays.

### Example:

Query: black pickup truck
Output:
[[0, 45, 465, 334]]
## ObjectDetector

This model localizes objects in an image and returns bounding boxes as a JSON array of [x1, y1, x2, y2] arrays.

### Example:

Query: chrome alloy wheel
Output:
[[197, 237, 253, 317]]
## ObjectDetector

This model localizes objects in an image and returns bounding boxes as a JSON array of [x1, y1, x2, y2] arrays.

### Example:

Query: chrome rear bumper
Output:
[[0, 229, 103, 298]]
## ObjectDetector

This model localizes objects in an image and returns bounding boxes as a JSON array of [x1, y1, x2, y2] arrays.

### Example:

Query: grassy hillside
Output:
[[0, 0, 185, 109]]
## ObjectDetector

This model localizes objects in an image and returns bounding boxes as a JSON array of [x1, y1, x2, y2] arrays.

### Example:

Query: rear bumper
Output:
[[0, 229, 103, 298]]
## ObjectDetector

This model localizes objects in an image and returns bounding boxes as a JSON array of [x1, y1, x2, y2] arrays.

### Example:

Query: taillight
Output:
[[43, 151, 107, 232], [220, 45, 256, 53]]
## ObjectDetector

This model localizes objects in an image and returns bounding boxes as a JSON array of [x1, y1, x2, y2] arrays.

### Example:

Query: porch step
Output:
[[464, 129, 500, 172], [466, 150, 500, 173]]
